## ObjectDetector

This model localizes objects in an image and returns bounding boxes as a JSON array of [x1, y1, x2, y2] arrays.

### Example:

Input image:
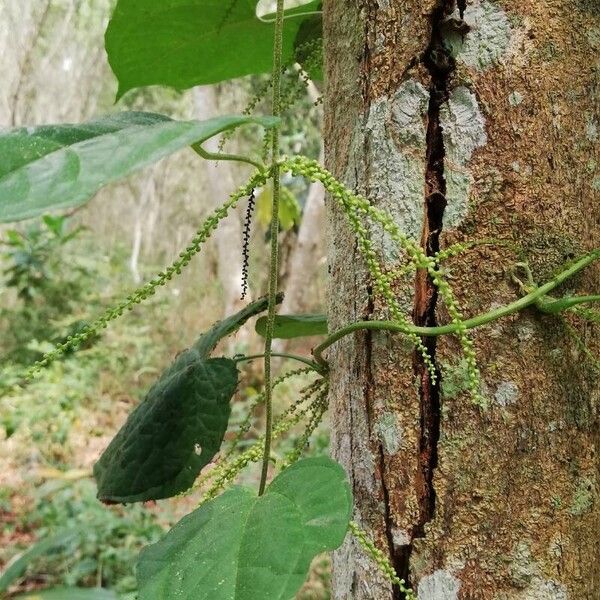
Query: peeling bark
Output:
[[324, 1, 599, 598]]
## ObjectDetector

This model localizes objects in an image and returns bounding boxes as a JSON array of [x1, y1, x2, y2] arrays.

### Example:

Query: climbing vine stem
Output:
[[234, 352, 322, 373], [259, 0, 286, 496], [313, 250, 600, 372]]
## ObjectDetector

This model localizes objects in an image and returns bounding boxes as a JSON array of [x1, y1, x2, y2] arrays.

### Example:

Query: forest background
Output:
[[0, 1, 330, 598]]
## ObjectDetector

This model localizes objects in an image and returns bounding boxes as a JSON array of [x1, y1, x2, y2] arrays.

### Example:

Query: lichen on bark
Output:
[[324, 0, 599, 598]]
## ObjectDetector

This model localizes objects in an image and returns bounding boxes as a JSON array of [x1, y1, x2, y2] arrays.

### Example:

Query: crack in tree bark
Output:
[[397, 0, 459, 594]]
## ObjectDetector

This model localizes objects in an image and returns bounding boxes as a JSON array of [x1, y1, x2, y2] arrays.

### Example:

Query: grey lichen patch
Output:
[[440, 87, 487, 166], [494, 381, 519, 407], [510, 541, 538, 588], [364, 95, 426, 256], [570, 476, 595, 515], [445, 1, 512, 71], [522, 578, 568, 600], [391, 527, 410, 547], [374, 412, 403, 455], [509, 91, 524, 106], [585, 114, 598, 142], [591, 176, 600, 192], [417, 570, 460, 600], [516, 320, 535, 342], [444, 168, 471, 228], [391, 80, 430, 146]]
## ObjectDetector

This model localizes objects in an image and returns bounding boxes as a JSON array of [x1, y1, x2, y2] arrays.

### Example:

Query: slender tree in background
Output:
[[324, 1, 599, 598]]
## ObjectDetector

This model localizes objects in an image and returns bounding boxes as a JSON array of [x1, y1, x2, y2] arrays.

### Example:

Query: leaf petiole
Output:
[[234, 352, 323, 373]]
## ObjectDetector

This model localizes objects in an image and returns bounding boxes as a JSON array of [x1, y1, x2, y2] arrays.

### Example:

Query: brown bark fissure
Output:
[[399, 0, 460, 592]]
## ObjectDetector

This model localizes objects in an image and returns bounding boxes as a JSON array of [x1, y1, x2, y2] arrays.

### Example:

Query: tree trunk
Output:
[[323, 1, 599, 599]]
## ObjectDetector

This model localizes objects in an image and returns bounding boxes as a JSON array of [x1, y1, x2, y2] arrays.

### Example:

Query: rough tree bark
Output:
[[324, 1, 599, 599]]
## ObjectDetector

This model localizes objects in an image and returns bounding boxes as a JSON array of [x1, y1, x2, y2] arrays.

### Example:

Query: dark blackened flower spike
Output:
[[241, 189, 256, 300]]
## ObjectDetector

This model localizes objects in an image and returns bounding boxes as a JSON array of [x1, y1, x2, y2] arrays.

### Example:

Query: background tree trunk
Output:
[[323, 1, 599, 599], [193, 86, 249, 318]]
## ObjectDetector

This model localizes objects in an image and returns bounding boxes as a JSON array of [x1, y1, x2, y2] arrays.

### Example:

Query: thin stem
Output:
[[536, 294, 600, 314], [259, 0, 286, 497], [257, 11, 323, 23], [234, 352, 322, 372], [192, 142, 265, 172], [313, 251, 599, 370]]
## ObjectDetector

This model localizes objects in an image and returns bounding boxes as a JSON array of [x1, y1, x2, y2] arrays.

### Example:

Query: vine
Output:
[[258, 0, 286, 497]]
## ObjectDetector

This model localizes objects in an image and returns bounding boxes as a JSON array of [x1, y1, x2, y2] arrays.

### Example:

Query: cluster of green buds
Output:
[[282, 383, 328, 467], [197, 376, 327, 503], [219, 367, 316, 464], [349, 521, 417, 599], [21, 170, 269, 385], [282, 156, 483, 400]]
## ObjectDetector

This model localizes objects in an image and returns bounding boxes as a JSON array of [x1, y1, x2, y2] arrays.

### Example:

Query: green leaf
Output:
[[279, 187, 302, 231], [137, 456, 352, 600], [13, 588, 117, 600], [255, 185, 301, 231], [94, 297, 281, 503], [256, 313, 327, 339], [0, 530, 80, 594], [106, 0, 321, 97], [0, 112, 276, 223], [193, 293, 282, 357], [94, 356, 238, 503]]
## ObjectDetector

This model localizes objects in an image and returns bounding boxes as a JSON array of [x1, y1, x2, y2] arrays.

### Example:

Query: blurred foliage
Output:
[[0, 215, 170, 595], [22, 479, 165, 595], [0, 216, 98, 365]]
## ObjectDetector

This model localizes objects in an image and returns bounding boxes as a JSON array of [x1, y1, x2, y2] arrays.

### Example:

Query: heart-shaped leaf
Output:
[[0, 112, 276, 223], [256, 313, 327, 339], [105, 0, 322, 97], [137, 456, 352, 600]]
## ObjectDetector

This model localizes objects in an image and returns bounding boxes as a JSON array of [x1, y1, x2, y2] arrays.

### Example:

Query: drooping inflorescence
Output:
[[281, 155, 485, 403], [18, 169, 270, 386], [350, 521, 417, 599], [241, 188, 256, 300]]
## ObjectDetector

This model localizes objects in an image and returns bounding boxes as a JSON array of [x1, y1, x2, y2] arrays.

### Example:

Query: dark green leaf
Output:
[[94, 297, 283, 503], [137, 457, 352, 600], [94, 356, 238, 503], [13, 588, 117, 600], [106, 0, 321, 97], [256, 313, 327, 339], [193, 293, 282, 357], [0, 112, 276, 223]]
